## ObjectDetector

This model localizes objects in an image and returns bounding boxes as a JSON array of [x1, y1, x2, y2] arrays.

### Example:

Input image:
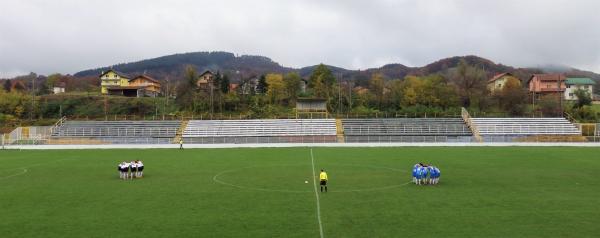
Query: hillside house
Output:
[[487, 73, 521, 92], [100, 70, 162, 97], [527, 74, 566, 96], [196, 70, 215, 91], [564, 78, 595, 100]]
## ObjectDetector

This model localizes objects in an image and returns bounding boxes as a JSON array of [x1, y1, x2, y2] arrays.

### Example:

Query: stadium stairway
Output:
[[21, 127, 30, 139], [336, 119, 345, 143], [173, 120, 189, 144]]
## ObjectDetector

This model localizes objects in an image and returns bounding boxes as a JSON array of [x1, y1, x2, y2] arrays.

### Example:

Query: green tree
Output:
[[175, 65, 198, 111], [256, 75, 268, 94], [266, 74, 285, 104], [3, 79, 11, 92], [308, 64, 336, 97], [369, 73, 386, 108], [538, 94, 561, 116], [45, 74, 62, 92], [573, 88, 592, 109], [221, 74, 230, 94], [389, 80, 403, 109], [495, 77, 527, 116], [400, 76, 423, 107], [283, 72, 302, 102]]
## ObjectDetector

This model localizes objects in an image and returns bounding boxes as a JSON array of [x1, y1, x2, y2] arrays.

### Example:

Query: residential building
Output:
[[527, 74, 566, 95], [100, 70, 162, 97], [129, 75, 162, 97], [487, 73, 520, 92], [53, 82, 66, 94], [100, 70, 131, 94], [564, 78, 595, 100], [239, 77, 259, 95], [196, 70, 214, 91]]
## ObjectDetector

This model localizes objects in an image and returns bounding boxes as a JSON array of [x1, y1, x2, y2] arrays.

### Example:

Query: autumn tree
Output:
[[265, 74, 285, 104], [308, 64, 335, 97], [283, 72, 302, 102], [451, 59, 487, 108], [175, 65, 198, 111], [400, 76, 424, 107], [369, 73, 386, 108], [494, 77, 527, 116]]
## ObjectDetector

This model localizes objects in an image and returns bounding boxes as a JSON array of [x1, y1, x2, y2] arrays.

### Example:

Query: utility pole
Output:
[[338, 73, 342, 114], [164, 76, 169, 120], [30, 76, 35, 120], [557, 75, 563, 116], [348, 81, 353, 113], [210, 82, 214, 116]]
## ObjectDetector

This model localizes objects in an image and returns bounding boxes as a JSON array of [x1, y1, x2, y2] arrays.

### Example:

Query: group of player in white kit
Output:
[[118, 160, 144, 180], [412, 163, 441, 185]]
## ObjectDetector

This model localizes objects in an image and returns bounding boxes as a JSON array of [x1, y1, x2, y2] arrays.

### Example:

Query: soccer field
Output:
[[1, 147, 599, 237]]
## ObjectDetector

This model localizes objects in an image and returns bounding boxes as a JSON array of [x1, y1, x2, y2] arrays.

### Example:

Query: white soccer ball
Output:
[[305, 181, 308, 184]]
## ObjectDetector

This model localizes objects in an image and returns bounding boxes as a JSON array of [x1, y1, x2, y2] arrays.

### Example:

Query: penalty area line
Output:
[[310, 148, 325, 238]]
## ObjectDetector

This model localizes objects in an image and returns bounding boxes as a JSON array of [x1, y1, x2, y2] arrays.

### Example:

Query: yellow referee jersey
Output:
[[319, 172, 328, 181]]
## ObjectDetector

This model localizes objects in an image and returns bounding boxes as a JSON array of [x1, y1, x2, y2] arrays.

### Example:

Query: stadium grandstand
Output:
[[182, 119, 337, 144], [470, 117, 583, 142], [1, 109, 590, 146], [342, 118, 473, 143], [48, 120, 181, 144]]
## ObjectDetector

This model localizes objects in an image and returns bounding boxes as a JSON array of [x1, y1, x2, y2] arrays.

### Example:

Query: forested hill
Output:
[[74, 51, 600, 83], [74, 51, 294, 79]]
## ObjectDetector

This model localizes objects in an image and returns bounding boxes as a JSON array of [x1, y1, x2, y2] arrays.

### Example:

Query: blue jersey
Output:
[[435, 168, 441, 177], [412, 168, 418, 177], [417, 167, 426, 179]]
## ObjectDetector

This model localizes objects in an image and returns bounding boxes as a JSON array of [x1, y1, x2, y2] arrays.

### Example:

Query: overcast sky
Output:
[[1, 0, 599, 78]]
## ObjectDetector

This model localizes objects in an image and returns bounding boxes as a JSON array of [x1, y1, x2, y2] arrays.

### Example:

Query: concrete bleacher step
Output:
[[183, 119, 337, 138], [341, 118, 472, 137], [471, 117, 581, 136], [515, 135, 588, 142]]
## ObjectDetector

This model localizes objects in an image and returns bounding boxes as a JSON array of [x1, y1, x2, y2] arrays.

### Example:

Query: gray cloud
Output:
[[1, 0, 599, 78]]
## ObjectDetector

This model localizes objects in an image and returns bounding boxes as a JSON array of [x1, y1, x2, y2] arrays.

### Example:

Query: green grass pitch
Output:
[[1, 147, 599, 237]]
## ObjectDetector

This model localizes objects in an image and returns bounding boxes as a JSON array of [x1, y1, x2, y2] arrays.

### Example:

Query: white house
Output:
[[564, 78, 595, 100], [53, 82, 66, 94]]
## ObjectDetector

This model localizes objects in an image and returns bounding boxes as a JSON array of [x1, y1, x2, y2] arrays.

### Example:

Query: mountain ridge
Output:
[[73, 51, 600, 83]]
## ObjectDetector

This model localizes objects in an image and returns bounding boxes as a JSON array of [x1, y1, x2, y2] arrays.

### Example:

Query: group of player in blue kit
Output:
[[412, 163, 441, 185]]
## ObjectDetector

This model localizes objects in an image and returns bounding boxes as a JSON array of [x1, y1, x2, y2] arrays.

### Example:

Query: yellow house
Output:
[[100, 70, 162, 97], [487, 73, 521, 92], [100, 70, 131, 94]]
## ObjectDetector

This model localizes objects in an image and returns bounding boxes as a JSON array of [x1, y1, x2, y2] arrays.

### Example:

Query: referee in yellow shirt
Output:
[[319, 169, 328, 192]]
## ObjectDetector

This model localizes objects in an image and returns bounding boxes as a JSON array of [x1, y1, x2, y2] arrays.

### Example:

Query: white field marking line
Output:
[[0, 158, 73, 181], [0, 168, 28, 180], [310, 148, 325, 238], [332, 181, 412, 193], [212, 164, 311, 193], [212, 163, 411, 193]]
